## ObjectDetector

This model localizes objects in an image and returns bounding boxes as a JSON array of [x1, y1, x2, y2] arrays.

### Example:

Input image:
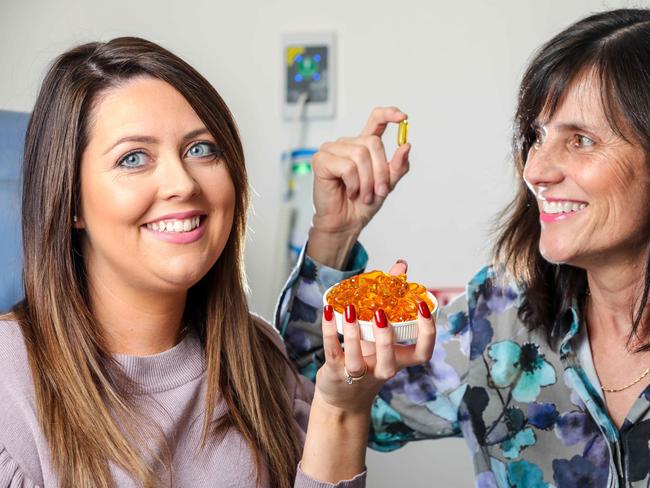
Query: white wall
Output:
[[0, 0, 642, 486]]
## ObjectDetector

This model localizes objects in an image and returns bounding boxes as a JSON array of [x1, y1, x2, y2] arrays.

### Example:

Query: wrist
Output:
[[311, 389, 373, 422], [307, 227, 360, 269], [301, 391, 369, 483]]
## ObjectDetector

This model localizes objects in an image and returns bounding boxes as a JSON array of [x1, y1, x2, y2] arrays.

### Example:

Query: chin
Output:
[[538, 242, 572, 266], [159, 265, 213, 290]]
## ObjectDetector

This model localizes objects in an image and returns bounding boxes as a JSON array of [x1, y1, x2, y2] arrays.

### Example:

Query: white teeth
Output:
[[542, 200, 587, 214], [146, 217, 202, 233]]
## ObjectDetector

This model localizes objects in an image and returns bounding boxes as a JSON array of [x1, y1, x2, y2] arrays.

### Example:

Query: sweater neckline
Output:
[[111, 332, 205, 394]]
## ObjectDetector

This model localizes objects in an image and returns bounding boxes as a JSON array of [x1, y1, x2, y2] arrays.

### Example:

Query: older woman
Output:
[[0, 38, 436, 488], [276, 8, 650, 486]]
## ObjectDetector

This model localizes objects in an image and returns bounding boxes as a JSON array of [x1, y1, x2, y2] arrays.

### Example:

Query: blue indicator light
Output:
[[313, 54, 321, 63], [294, 74, 303, 83], [312, 72, 321, 81], [295, 54, 303, 63]]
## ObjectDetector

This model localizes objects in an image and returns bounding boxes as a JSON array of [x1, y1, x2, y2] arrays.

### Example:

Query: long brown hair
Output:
[[15, 37, 301, 487], [494, 9, 650, 350]]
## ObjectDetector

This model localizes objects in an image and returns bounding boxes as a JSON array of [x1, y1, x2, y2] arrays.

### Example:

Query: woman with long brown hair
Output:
[[0, 38, 436, 487]]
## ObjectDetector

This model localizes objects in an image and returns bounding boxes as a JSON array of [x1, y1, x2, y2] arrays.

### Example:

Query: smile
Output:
[[142, 213, 207, 244], [146, 216, 201, 233], [540, 200, 587, 223], [542, 200, 587, 214]]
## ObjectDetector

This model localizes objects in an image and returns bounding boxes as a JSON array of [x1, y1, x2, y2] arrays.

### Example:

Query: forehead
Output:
[[538, 70, 609, 127], [86, 77, 204, 143]]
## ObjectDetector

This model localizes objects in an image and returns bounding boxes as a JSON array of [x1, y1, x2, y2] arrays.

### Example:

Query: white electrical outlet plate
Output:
[[283, 32, 336, 120]]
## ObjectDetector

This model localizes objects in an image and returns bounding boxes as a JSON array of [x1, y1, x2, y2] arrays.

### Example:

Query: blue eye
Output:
[[119, 151, 147, 168], [187, 142, 218, 158]]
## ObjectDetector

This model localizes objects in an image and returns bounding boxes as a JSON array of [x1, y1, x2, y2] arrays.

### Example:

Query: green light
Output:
[[292, 162, 312, 174], [297, 56, 318, 78]]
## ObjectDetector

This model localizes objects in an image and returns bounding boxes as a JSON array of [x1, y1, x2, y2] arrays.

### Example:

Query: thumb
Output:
[[388, 143, 411, 190]]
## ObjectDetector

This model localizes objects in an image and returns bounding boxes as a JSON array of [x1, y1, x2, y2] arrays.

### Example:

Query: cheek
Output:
[[81, 173, 154, 230], [586, 166, 648, 224], [202, 168, 237, 220], [210, 183, 237, 235]]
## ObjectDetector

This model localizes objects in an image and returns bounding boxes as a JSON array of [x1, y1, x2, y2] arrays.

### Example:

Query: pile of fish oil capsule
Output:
[[326, 270, 434, 322]]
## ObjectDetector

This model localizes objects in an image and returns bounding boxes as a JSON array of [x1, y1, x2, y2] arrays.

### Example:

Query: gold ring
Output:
[[344, 363, 368, 384]]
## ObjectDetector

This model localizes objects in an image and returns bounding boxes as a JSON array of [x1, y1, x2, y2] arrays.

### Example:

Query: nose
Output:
[[522, 141, 566, 195], [157, 154, 201, 201]]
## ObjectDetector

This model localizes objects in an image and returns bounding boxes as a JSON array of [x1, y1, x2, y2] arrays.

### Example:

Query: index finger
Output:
[[361, 106, 408, 137]]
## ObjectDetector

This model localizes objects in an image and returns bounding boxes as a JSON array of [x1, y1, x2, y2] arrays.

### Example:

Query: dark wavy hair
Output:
[[494, 9, 650, 350]]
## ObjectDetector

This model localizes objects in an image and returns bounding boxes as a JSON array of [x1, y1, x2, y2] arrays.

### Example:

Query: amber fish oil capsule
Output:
[[397, 120, 409, 146]]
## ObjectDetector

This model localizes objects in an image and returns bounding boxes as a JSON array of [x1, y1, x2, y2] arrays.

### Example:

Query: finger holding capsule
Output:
[[359, 107, 411, 192], [338, 115, 410, 199], [361, 106, 407, 137], [336, 134, 390, 198], [318, 140, 376, 203]]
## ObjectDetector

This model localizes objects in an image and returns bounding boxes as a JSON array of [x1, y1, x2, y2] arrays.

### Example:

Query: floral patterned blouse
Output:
[[275, 243, 650, 488]]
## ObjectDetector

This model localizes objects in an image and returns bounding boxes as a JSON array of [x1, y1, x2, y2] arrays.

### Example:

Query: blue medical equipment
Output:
[[0, 110, 29, 312]]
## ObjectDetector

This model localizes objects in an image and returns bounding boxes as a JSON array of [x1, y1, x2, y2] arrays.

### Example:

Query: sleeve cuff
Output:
[[0, 445, 39, 488], [302, 241, 368, 290], [295, 464, 367, 488]]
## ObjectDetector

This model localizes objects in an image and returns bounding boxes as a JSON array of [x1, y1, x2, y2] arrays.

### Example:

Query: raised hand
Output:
[[307, 107, 411, 268]]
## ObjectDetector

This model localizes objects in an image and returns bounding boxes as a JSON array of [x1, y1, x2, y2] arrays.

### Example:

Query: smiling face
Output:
[[523, 70, 650, 269], [77, 77, 236, 296]]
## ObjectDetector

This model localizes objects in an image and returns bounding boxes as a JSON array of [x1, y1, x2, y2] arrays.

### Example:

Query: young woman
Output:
[[0, 38, 435, 488]]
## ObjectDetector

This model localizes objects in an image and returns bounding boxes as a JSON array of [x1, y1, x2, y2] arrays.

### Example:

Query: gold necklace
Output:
[[601, 365, 650, 393], [584, 289, 650, 393]]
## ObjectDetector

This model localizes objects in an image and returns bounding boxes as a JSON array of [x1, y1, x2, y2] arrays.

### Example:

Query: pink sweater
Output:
[[0, 320, 366, 488]]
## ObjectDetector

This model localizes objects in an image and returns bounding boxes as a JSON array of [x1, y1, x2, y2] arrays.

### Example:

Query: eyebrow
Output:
[[103, 128, 213, 155], [556, 122, 603, 133], [533, 120, 603, 134]]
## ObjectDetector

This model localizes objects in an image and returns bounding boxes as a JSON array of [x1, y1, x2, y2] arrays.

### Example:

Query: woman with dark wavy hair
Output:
[[277, 8, 650, 486], [0, 38, 436, 487]]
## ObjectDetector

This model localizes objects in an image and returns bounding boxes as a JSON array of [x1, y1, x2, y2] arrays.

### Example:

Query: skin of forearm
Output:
[[306, 227, 360, 270], [300, 391, 370, 483]]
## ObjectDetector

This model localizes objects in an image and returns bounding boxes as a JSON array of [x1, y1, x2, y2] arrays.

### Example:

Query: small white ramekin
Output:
[[323, 284, 437, 343]]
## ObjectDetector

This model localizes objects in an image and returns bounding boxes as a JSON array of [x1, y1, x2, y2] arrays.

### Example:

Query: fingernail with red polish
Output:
[[375, 309, 388, 328], [418, 301, 431, 319], [345, 304, 356, 323], [323, 305, 333, 321]]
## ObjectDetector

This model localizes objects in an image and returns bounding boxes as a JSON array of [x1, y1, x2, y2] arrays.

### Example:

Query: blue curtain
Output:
[[0, 110, 29, 312]]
